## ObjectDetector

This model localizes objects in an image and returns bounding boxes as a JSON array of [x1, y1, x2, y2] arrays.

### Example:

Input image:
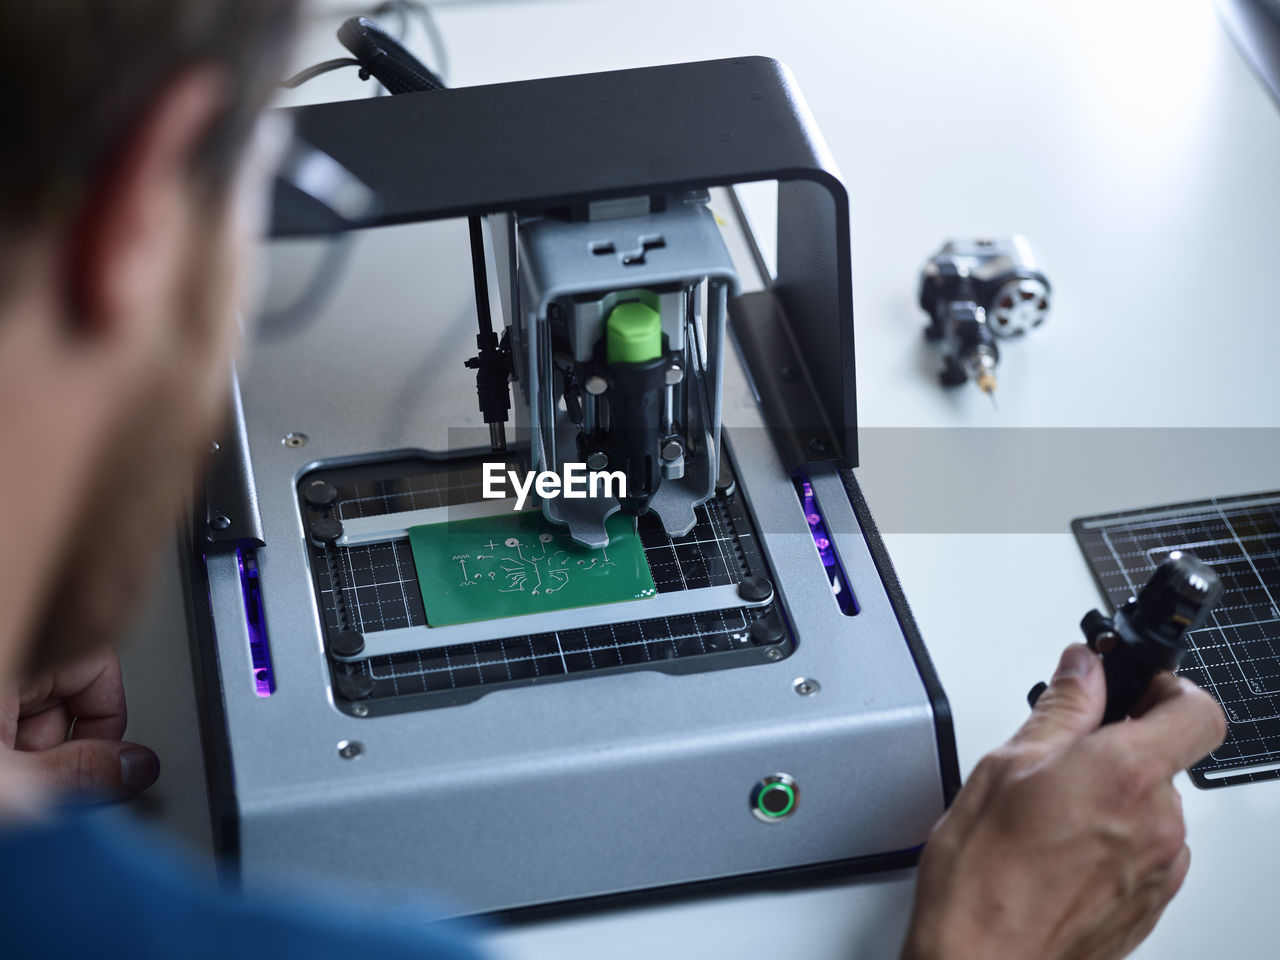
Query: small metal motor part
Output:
[[918, 235, 1052, 404], [989, 275, 1051, 337]]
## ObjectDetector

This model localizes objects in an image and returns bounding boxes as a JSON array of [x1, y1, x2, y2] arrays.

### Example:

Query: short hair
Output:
[[0, 1, 301, 244]]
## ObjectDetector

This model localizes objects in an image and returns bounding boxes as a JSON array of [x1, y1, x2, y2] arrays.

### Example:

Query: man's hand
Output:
[[903, 643, 1226, 960], [0, 647, 159, 811]]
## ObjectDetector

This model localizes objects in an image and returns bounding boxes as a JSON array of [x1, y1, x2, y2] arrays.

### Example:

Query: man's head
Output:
[[0, 1, 301, 673]]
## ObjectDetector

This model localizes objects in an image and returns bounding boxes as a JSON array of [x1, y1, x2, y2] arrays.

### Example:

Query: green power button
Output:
[[751, 774, 799, 822]]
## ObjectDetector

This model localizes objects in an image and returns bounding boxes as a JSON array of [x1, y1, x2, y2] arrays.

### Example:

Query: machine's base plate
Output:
[[298, 449, 791, 716]]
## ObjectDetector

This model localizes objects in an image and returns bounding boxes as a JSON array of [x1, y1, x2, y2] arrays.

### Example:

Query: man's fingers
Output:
[[1106, 891, 1173, 960], [1013, 644, 1106, 753], [1109, 846, 1191, 960], [13, 702, 72, 751], [1117, 673, 1227, 776], [59, 649, 128, 741], [1165, 843, 1192, 899], [18, 739, 159, 801], [19, 647, 127, 741]]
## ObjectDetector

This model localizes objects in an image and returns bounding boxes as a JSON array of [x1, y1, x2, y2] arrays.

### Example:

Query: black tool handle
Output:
[[1027, 681, 1048, 709], [1025, 644, 1172, 724], [1097, 647, 1171, 724]]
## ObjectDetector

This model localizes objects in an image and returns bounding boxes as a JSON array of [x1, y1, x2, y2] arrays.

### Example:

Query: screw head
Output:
[[585, 376, 608, 396], [764, 647, 783, 661], [310, 517, 345, 545], [808, 437, 830, 455], [586, 451, 609, 471], [661, 440, 684, 462], [665, 364, 684, 385], [352, 704, 369, 718], [334, 672, 373, 701], [208, 441, 221, 455], [750, 619, 785, 646], [209, 515, 232, 531], [329, 629, 366, 660], [793, 677, 821, 696], [337, 740, 363, 760], [283, 432, 309, 448], [303, 480, 339, 509]]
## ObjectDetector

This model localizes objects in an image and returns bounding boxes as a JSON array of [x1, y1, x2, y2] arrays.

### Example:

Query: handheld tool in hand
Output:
[[1028, 551, 1223, 724]]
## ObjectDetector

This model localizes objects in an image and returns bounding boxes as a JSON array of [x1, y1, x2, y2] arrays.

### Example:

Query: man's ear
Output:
[[66, 68, 226, 338]]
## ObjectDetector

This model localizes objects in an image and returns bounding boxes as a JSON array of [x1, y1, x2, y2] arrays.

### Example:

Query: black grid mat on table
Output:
[[1074, 491, 1280, 789], [305, 460, 781, 707]]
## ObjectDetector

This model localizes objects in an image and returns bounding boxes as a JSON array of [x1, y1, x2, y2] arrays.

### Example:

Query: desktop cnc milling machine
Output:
[[184, 58, 960, 915]]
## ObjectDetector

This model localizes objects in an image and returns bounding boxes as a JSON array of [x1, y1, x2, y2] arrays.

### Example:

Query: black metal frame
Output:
[[179, 521, 242, 869], [276, 56, 857, 470]]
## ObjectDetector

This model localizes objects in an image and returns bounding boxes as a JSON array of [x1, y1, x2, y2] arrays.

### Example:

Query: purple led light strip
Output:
[[799, 479, 858, 616], [237, 549, 276, 696]]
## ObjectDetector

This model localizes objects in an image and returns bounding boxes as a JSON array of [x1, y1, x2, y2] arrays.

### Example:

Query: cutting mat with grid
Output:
[[1074, 492, 1280, 789], [300, 457, 786, 715]]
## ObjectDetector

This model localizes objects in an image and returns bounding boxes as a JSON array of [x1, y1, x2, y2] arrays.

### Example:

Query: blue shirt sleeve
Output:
[[0, 811, 489, 959]]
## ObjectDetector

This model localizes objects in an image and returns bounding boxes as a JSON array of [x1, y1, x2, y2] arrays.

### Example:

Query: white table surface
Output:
[[118, 1, 1280, 957]]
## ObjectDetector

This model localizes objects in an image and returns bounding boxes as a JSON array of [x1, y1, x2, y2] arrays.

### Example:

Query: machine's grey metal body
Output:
[[200, 194, 948, 914]]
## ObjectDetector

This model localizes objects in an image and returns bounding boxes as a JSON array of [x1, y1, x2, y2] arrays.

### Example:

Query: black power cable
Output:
[[282, 57, 362, 89], [463, 217, 511, 453], [285, 3, 449, 93]]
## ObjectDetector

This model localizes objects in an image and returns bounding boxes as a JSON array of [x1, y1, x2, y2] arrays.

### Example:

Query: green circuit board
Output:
[[408, 510, 657, 627]]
